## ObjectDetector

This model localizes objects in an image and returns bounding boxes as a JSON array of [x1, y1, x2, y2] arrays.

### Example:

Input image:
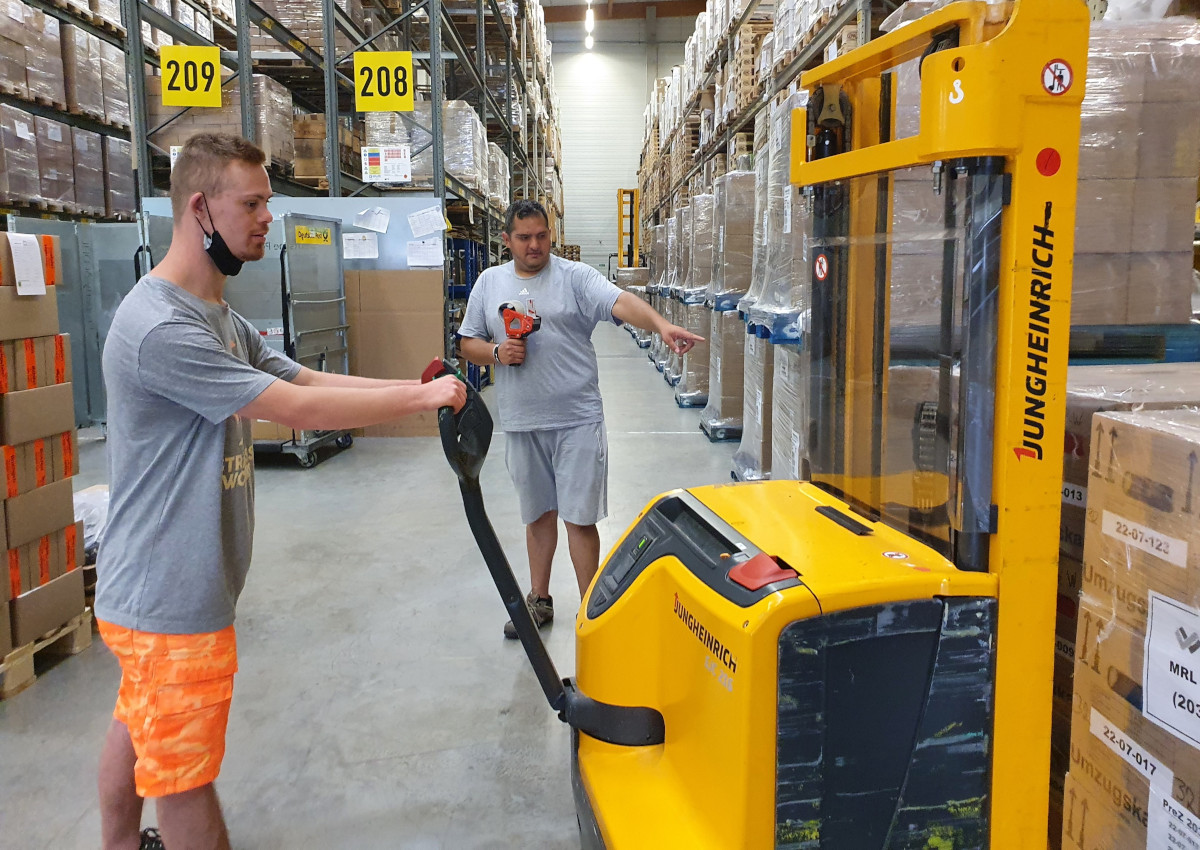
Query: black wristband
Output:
[[493, 343, 501, 365]]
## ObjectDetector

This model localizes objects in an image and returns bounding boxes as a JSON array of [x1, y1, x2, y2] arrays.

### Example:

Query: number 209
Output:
[[165, 58, 215, 93], [358, 65, 408, 98]]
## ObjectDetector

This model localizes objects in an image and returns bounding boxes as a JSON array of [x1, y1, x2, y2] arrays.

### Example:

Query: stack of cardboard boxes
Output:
[[0, 234, 85, 666], [1072, 21, 1200, 326], [1062, 402, 1200, 850]]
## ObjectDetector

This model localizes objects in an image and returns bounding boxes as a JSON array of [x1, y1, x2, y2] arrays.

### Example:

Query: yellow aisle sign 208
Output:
[[354, 51, 414, 112], [160, 45, 222, 108]]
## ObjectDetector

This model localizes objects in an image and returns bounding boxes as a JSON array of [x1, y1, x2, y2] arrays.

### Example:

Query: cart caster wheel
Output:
[[335, 434, 354, 449], [298, 452, 317, 468]]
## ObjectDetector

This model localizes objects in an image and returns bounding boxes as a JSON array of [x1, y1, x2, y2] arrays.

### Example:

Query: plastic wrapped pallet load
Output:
[[676, 193, 714, 408], [700, 169, 755, 440], [652, 216, 680, 366], [487, 142, 510, 211], [71, 128, 105, 215], [0, 105, 40, 206], [665, 205, 692, 385]]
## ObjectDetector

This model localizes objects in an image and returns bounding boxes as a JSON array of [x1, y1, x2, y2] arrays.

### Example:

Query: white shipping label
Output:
[[1062, 483, 1087, 508], [1149, 786, 1200, 849], [7, 233, 45, 295], [1102, 510, 1187, 568], [1143, 592, 1200, 749], [1089, 707, 1174, 792], [47, 124, 62, 142], [748, 335, 758, 357], [791, 432, 801, 470], [783, 199, 792, 235], [719, 225, 724, 254], [7, 0, 21, 21], [779, 353, 790, 381], [755, 389, 763, 420], [14, 120, 32, 141]]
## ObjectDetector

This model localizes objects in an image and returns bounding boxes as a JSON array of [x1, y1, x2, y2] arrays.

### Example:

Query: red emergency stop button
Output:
[[728, 552, 796, 591]]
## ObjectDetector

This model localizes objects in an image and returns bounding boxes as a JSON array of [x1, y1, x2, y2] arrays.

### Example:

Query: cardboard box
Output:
[[1, 431, 77, 499], [346, 270, 444, 437], [5, 477, 75, 551], [1126, 252, 1194, 325], [1073, 180, 1134, 255], [251, 420, 292, 441], [1131, 178, 1197, 255], [0, 286, 59, 342], [0, 593, 10, 657], [1082, 408, 1200, 632], [51, 430, 78, 479], [1070, 255, 1127, 326], [0, 383, 74, 445], [1137, 101, 1200, 179], [1077, 107, 1141, 181], [9, 567, 84, 647], [1060, 364, 1200, 561], [0, 335, 71, 391]]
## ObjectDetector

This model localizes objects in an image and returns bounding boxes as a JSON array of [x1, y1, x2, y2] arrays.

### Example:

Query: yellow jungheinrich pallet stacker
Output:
[[435, 1, 1089, 846]]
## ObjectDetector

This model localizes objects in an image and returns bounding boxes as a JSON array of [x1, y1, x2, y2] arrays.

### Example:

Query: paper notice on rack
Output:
[[361, 145, 411, 184], [408, 205, 447, 239], [8, 233, 46, 295], [407, 238, 444, 268], [342, 232, 379, 260], [354, 207, 391, 234]]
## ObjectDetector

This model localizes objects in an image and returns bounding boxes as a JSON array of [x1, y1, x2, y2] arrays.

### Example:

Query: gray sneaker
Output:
[[504, 591, 553, 639]]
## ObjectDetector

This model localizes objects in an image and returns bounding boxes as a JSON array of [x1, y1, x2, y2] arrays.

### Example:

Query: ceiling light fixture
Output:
[[585, 7, 594, 31], [585, 34, 594, 49]]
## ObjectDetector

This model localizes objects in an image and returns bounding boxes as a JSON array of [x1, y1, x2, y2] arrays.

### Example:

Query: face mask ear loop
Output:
[[197, 193, 217, 240]]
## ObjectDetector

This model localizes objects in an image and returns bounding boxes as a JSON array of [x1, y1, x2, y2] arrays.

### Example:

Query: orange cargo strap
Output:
[[0, 344, 8, 393], [65, 523, 77, 572]]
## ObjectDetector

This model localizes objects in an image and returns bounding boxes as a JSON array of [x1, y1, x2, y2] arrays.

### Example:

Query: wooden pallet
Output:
[[0, 609, 93, 700], [294, 174, 330, 190], [0, 79, 28, 99]]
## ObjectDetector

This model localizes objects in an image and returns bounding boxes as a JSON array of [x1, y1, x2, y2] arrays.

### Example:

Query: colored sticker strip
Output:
[[38, 535, 50, 585], [33, 439, 45, 487], [0, 344, 8, 393], [3, 446, 17, 498], [23, 338, 36, 389], [65, 523, 77, 571], [39, 235, 56, 286], [61, 432, 73, 478], [54, 336, 66, 384], [9, 549, 20, 599]]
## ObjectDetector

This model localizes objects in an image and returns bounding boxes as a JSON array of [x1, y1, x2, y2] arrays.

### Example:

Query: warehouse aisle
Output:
[[0, 321, 737, 849]]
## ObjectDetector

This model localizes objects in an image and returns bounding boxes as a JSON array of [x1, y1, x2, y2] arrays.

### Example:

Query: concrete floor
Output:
[[0, 323, 737, 849]]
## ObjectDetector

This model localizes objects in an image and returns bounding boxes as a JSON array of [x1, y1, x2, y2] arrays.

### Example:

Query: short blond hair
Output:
[[170, 133, 266, 221]]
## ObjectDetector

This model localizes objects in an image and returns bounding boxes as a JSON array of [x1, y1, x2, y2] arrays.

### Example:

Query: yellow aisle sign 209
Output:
[[160, 45, 222, 108], [354, 51, 414, 112]]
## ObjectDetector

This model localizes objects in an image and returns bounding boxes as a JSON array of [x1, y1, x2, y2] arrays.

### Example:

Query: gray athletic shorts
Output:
[[504, 421, 609, 526]]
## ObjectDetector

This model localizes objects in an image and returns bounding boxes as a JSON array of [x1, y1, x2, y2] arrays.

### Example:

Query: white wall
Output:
[[548, 21, 685, 272]]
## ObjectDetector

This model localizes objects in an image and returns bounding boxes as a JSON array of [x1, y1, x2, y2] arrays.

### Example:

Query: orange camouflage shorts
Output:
[[98, 621, 238, 798]]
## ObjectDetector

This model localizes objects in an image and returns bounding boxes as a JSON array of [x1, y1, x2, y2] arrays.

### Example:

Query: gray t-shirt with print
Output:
[[94, 275, 301, 634], [460, 256, 623, 432]]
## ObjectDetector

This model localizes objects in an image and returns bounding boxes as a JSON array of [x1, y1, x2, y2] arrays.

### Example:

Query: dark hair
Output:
[[503, 199, 550, 234], [170, 133, 267, 221]]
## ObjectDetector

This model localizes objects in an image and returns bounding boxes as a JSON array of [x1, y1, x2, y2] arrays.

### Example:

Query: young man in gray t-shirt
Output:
[[459, 200, 702, 639], [94, 134, 465, 850]]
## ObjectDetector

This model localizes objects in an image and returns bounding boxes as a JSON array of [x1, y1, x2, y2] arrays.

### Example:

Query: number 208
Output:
[[358, 65, 408, 98]]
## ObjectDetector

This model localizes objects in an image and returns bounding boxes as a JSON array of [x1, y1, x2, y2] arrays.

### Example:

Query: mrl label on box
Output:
[[1144, 592, 1200, 749]]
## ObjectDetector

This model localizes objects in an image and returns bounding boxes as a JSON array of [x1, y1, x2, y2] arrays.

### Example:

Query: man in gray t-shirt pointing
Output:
[[94, 134, 465, 850], [459, 200, 702, 639]]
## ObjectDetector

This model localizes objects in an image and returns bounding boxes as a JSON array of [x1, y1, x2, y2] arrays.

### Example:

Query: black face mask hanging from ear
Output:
[[197, 194, 245, 277]]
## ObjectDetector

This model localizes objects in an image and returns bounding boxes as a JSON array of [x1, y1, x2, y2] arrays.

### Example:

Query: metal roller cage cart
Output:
[[148, 210, 354, 467]]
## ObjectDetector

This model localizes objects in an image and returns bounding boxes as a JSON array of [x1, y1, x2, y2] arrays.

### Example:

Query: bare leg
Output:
[[526, 509, 558, 598], [157, 783, 232, 850], [99, 719, 143, 850], [564, 522, 601, 597]]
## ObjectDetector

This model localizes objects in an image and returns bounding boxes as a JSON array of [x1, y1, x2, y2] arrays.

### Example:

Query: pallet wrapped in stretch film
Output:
[[677, 193, 714, 407], [700, 310, 747, 439], [24, 7, 65, 108], [737, 108, 772, 318], [61, 25, 104, 122], [408, 101, 488, 196], [709, 170, 755, 301], [487, 142, 510, 211], [1071, 20, 1200, 328], [72, 128, 105, 214], [103, 136, 135, 217], [732, 332, 773, 481], [0, 104, 40, 205], [652, 216, 680, 366], [770, 343, 808, 480], [100, 41, 129, 128], [0, 0, 26, 100], [664, 206, 691, 379]]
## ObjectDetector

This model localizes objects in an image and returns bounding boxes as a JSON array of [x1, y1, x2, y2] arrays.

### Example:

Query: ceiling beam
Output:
[[543, 0, 704, 23]]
